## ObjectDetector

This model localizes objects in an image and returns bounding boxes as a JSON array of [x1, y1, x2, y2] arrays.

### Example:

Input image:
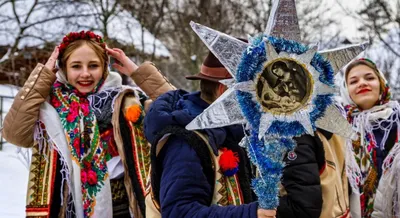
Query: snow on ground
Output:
[[0, 143, 30, 218], [0, 85, 31, 218]]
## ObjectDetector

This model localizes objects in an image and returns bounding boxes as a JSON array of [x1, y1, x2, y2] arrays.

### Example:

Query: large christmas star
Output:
[[185, 0, 367, 209], [186, 0, 366, 140]]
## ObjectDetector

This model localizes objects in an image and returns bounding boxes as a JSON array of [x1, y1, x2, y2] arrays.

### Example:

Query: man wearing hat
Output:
[[143, 51, 276, 218]]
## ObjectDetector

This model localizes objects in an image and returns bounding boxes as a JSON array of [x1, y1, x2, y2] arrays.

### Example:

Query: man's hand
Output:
[[257, 208, 276, 218]]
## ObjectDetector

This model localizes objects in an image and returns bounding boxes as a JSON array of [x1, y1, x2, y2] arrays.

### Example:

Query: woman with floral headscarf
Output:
[[340, 58, 400, 218], [2, 31, 175, 218]]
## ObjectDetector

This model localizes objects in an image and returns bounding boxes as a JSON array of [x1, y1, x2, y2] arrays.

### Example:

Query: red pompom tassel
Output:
[[219, 148, 239, 171]]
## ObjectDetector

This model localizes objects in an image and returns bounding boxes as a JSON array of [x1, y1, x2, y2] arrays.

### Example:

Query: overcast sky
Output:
[[329, 0, 398, 41], [308, 0, 363, 41]]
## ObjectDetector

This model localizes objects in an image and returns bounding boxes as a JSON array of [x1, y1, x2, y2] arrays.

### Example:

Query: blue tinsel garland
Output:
[[236, 35, 335, 209]]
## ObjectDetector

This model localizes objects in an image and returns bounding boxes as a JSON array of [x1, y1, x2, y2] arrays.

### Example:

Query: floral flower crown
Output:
[[58, 30, 106, 60]]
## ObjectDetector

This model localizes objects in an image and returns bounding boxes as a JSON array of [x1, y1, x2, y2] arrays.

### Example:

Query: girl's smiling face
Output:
[[347, 64, 381, 110], [66, 43, 103, 93]]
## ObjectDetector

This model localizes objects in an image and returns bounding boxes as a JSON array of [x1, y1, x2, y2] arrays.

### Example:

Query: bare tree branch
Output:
[[24, 13, 96, 29], [11, 0, 21, 24], [23, 0, 39, 24]]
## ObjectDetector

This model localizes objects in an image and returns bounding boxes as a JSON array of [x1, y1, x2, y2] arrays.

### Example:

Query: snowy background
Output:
[[1, 0, 399, 217], [0, 0, 171, 57], [0, 85, 31, 218]]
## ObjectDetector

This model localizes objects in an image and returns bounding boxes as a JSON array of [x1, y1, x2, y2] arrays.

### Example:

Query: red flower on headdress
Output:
[[58, 30, 106, 60], [59, 44, 66, 52], [88, 31, 95, 39]]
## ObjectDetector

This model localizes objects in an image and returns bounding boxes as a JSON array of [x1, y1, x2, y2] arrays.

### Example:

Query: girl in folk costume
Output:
[[340, 58, 400, 218], [2, 31, 174, 218]]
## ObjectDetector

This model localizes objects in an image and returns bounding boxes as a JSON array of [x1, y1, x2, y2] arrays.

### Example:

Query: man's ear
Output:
[[217, 83, 227, 96]]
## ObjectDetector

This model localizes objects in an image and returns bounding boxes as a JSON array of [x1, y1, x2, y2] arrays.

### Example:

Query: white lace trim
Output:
[[346, 101, 400, 194]]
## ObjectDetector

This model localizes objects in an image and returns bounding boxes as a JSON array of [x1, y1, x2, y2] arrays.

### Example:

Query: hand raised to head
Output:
[[106, 47, 138, 77], [45, 46, 59, 73]]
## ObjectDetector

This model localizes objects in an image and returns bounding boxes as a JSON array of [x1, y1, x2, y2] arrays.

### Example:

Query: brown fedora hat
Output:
[[185, 51, 232, 83]]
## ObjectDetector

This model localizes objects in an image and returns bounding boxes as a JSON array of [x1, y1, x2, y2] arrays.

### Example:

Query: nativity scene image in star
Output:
[[256, 59, 312, 114]]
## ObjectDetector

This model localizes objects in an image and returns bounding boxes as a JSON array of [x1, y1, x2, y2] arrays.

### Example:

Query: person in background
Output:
[[340, 58, 400, 218], [144, 49, 352, 218], [144, 51, 277, 218]]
